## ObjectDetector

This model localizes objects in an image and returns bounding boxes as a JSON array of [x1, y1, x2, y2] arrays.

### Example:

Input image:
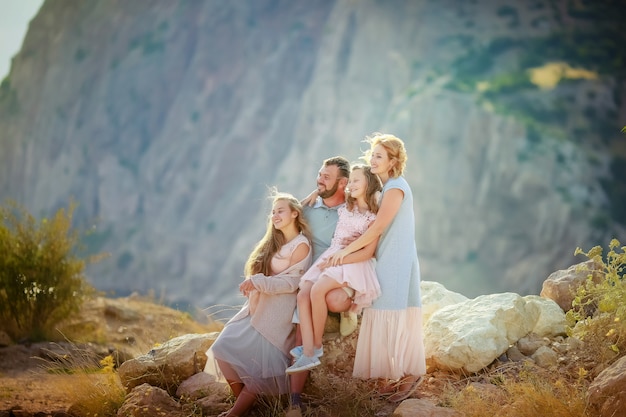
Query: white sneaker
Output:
[[286, 354, 321, 374], [289, 345, 323, 359], [340, 311, 358, 336]]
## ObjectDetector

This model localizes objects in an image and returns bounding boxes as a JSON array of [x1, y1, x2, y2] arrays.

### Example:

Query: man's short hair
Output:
[[323, 156, 350, 179]]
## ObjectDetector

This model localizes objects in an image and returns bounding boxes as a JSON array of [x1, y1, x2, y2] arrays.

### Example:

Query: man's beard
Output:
[[318, 180, 340, 199]]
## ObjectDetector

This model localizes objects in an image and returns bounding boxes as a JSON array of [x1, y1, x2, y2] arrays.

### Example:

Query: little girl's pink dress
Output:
[[300, 204, 381, 313]]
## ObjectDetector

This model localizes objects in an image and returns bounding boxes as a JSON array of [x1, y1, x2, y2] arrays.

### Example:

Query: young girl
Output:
[[286, 164, 382, 374], [204, 190, 312, 417]]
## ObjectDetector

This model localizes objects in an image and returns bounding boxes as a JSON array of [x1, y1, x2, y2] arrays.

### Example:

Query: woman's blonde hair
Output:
[[244, 189, 311, 276], [361, 132, 407, 178], [346, 164, 383, 214]]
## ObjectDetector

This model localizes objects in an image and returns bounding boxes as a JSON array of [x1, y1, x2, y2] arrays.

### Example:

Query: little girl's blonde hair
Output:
[[346, 164, 383, 214]]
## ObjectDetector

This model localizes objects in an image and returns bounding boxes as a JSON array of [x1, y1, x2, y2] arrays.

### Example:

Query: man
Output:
[[286, 156, 357, 417]]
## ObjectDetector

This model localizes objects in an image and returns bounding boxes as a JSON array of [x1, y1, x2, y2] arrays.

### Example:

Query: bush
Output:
[[566, 239, 626, 365], [0, 201, 99, 341]]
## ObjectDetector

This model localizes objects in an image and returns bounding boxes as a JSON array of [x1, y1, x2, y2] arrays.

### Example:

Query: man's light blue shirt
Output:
[[303, 197, 343, 262]]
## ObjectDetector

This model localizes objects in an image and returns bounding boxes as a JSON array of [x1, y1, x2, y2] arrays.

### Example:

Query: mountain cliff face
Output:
[[1, 0, 624, 312]]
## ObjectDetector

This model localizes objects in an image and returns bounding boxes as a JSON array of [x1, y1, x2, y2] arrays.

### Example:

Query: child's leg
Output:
[[310, 276, 344, 350], [296, 281, 315, 356]]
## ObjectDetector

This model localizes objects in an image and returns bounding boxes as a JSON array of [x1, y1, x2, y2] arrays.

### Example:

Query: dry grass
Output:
[[442, 361, 592, 417], [302, 367, 391, 417], [37, 344, 125, 417]]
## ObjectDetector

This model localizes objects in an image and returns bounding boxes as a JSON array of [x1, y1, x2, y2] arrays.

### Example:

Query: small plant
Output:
[[566, 239, 626, 365], [39, 343, 125, 417], [0, 200, 101, 341]]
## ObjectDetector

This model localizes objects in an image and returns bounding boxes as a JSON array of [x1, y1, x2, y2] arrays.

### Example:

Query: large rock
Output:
[[587, 355, 626, 417], [540, 259, 603, 312], [424, 293, 539, 373], [176, 372, 226, 401], [523, 295, 567, 337], [118, 333, 217, 394], [116, 383, 183, 417], [421, 281, 468, 324]]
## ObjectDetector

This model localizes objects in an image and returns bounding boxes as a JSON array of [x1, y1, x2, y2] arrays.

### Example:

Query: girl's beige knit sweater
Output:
[[229, 234, 311, 356]]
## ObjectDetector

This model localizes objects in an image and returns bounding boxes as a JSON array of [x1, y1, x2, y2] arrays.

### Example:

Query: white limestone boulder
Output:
[[420, 281, 468, 324], [424, 293, 539, 373], [523, 295, 567, 337]]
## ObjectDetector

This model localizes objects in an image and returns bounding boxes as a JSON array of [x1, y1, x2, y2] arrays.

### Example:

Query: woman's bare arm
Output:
[[328, 188, 404, 265]]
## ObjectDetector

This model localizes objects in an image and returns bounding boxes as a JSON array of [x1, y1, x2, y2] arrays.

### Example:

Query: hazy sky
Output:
[[0, 0, 43, 78]]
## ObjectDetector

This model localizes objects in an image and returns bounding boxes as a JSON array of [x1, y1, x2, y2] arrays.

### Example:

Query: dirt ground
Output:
[[0, 295, 221, 415]]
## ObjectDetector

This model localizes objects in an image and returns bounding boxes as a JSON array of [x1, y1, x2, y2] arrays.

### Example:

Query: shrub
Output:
[[0, 200, 99, 341], [566, 239, 626, 366]]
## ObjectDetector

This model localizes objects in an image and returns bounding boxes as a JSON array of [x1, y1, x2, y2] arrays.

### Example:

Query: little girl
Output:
[[286, 164, 382, 374]]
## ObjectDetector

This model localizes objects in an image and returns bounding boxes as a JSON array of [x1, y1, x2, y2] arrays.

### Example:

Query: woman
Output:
[[204, 190, 312, 417], [329, 133, 426, 402]]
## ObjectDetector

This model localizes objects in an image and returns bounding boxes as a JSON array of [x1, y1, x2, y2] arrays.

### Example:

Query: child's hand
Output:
[[329, 248, 350, 266], [239, 279, 256, 296]]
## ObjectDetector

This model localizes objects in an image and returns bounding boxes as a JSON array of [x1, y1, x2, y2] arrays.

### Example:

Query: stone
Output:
[[505, 345, 526, 362], [118, 333, 217, 395], [540, 260, 603, 312], [424, 293, 539, 373], [523, 295, 567, 337], [116, 383, 182, 417], [176, 372, 227, 401], [421, 281, 468, 324], [587, 355, 626, 417], [516, 333, 550, 356], [531, 346, 557, 368], [104, 299, 143, 322], [392, 398, 462, 416]]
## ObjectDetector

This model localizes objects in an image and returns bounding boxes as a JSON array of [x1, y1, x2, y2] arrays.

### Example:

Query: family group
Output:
[[203, 132, 426, 417]]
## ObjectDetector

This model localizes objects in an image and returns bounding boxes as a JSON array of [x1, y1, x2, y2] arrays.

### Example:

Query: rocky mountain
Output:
[[1, 0, 624, 314]]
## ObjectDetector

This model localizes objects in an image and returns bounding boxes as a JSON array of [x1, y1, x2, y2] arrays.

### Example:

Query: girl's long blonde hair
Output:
[[346, 164, 382, 214], [244, 189, 311, 276]]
